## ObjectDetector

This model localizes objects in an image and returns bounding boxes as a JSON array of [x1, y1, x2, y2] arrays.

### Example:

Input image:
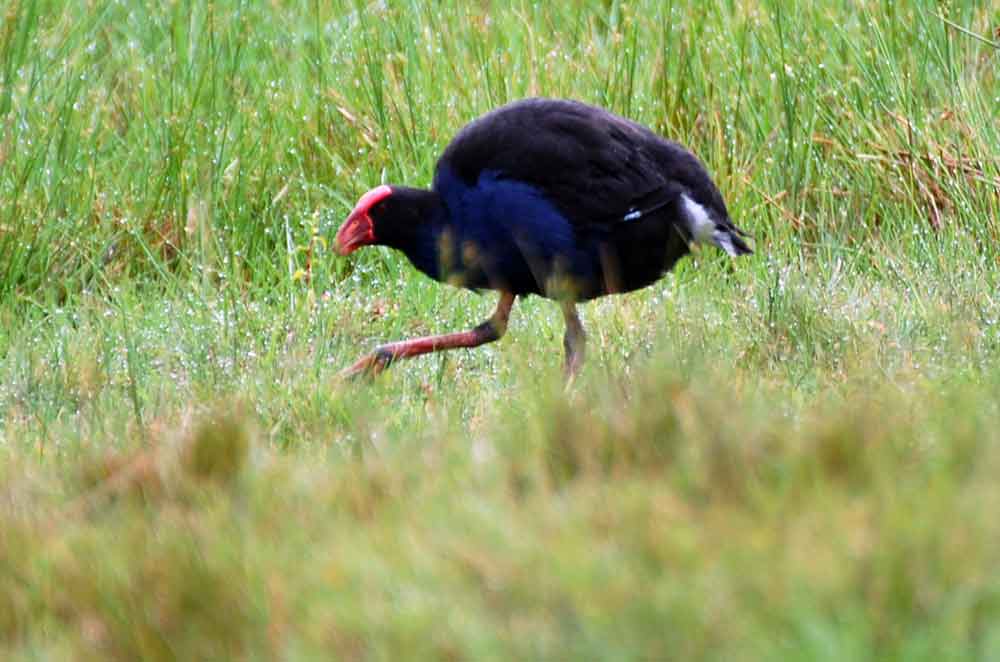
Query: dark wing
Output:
[[434, 98, 729, 230]]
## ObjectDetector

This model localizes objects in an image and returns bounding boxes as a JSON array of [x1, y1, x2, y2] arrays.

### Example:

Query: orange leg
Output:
[[341, 292, 516, 378]]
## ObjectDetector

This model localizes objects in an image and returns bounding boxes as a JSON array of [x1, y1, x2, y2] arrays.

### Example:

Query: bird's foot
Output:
[[339, 347, 395, 380], [563, 354, 584, 387]]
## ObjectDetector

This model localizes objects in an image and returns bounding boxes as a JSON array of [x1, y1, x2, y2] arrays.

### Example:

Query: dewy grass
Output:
[[1, 0, 1000, 659]]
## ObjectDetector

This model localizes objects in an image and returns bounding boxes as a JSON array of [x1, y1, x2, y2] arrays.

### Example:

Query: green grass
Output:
[[2, 0, 1000, 658]]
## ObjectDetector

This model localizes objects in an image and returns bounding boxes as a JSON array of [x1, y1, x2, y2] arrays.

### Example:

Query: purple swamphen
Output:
[[335, 98, 752, 378]]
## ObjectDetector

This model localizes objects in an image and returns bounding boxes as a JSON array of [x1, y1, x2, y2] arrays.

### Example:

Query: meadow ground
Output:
[[2, 0, 1000, 659]]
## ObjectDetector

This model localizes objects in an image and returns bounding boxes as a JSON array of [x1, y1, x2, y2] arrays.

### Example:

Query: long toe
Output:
[[339, 350, 393, 380]]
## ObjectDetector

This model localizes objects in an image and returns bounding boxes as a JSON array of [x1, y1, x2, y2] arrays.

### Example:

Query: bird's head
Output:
[[335, 185, 442, 256]]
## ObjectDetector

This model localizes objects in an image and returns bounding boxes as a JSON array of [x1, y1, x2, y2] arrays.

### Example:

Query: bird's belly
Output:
[[435, 227, 689, 301], [581, 219, 691, 299], [435, 232, 549, 296]]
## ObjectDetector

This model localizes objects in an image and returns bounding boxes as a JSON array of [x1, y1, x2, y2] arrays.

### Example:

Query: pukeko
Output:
[[335, 98, 751, 378]]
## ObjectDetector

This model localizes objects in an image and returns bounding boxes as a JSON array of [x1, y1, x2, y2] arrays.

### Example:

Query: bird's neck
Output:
[[379, 188, 450, 280]]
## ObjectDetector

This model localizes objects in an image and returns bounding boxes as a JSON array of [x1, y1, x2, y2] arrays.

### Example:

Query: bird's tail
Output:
[[711, 226, 753, 256], [679, 193, 753, 257]]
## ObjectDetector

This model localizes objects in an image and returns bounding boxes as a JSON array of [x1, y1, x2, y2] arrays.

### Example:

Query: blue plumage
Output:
[[427, 167, 594, 295]]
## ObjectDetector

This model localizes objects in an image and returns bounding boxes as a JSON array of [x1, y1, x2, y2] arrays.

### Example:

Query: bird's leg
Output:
[[562, 302, 586, 380], [341, 292, 516, 379]]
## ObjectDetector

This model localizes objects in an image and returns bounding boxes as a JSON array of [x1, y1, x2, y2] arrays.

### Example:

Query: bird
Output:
[[335, 97, 751, 378]]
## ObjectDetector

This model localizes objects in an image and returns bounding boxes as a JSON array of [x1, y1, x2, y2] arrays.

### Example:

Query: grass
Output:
[[1, 0, 1000, 658]]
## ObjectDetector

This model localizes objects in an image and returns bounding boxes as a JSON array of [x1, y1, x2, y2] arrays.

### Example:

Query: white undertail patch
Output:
[[712, 231, 740, 256], [681, 194, 741, 257], [681, 194, 716, 243]]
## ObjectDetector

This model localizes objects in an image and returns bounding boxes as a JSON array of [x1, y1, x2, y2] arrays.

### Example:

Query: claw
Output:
[[339, 348, 395, 380]]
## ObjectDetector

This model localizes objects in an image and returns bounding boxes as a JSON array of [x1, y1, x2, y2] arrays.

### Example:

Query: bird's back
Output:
[[430, 98, 745, 300]]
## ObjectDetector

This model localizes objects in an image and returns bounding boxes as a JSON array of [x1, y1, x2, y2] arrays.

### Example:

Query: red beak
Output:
[[334, 210, 375, 256], [335, 185, 392, 256]]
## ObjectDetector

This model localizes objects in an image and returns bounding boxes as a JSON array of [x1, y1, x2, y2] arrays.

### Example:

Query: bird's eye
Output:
[[371, 201, 388, 215]]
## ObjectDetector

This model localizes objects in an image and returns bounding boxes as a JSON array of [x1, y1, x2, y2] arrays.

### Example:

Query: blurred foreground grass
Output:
[[5, 262, 1000, 659]]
